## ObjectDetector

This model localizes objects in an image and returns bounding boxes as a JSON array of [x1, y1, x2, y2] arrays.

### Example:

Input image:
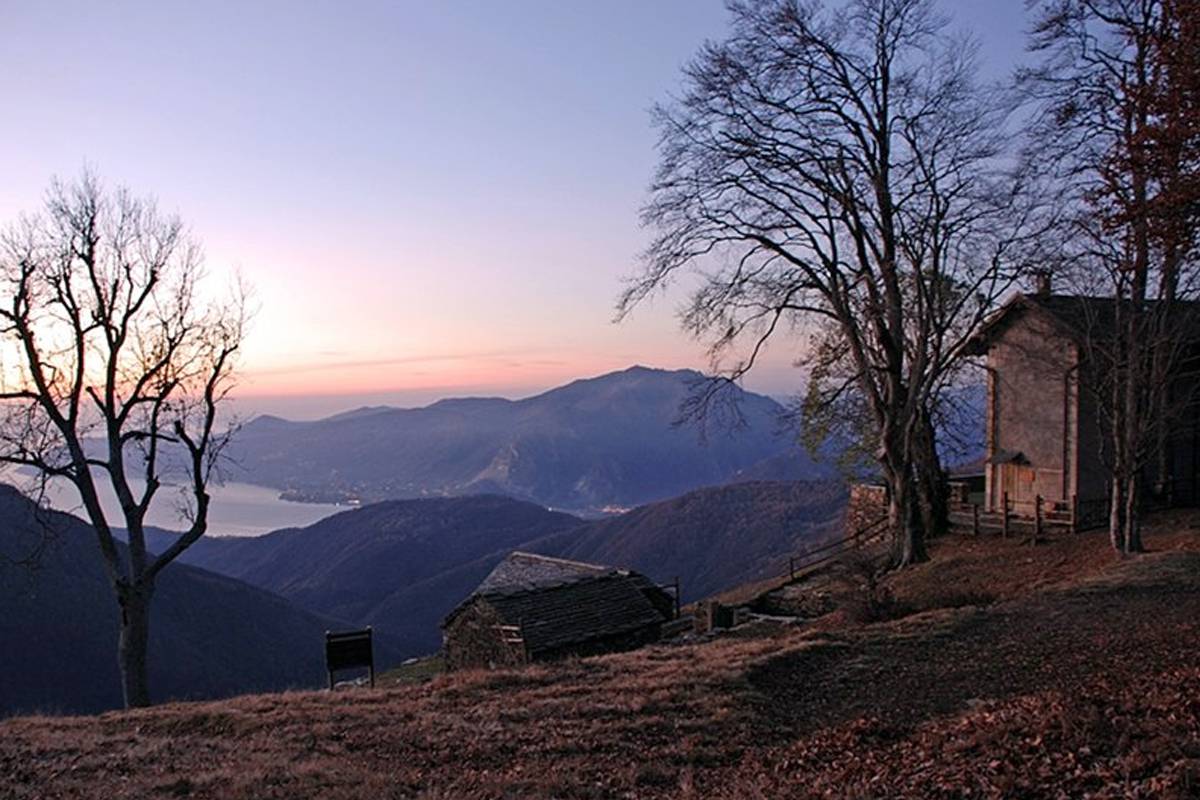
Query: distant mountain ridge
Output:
[[164, 494, 583, 652], [225, 366, 831, 513], [543, 479, 847, 600], [2, 477, 847, 714], [172, 480, 846, 658]]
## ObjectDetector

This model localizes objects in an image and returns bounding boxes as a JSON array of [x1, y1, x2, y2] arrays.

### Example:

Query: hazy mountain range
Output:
[[223, 366, 831, 513], [0, 365, 853, 715]]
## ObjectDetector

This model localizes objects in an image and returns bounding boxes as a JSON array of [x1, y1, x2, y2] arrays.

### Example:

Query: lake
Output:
[[4, 470, 343, 537]]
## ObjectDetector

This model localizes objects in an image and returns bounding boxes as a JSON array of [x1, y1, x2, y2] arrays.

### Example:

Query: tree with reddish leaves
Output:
[[1024, 0, 1200, 553]]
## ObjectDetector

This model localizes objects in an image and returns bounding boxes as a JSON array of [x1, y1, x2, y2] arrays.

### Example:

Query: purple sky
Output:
[[0, 1, 1029, 419]]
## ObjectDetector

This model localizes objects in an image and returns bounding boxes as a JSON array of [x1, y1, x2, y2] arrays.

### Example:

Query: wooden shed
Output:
[[441, 552, 674, 670]]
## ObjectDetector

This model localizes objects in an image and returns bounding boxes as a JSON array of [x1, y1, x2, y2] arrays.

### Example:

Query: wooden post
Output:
[[673, 577, 681, 620], [972, 503, 980, 537], [367, 625, 375, 688], [1033, 495, 1043, 544], [1071, 494, 1079, 535], [1001, 492, 1010, 539]]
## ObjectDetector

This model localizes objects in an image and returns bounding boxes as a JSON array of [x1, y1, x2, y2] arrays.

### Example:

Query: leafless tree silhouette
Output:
[[0, 173, 247, 707], [622, 0, 1050, 566]]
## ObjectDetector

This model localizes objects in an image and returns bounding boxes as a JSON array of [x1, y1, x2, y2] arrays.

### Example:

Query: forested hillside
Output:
[[169, 481, 846, 656], [0, 487, 352, 716]]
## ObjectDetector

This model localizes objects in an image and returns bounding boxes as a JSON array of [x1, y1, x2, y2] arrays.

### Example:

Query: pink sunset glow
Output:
[[0, 1, 1026, 418]]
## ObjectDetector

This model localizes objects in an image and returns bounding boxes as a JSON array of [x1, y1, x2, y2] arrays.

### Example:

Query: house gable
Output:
[[983, 304, 1080, 510]]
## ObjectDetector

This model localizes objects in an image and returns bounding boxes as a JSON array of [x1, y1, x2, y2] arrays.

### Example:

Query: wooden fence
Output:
[[950, 492, 1108, 538], [782, 515, 890, 584]]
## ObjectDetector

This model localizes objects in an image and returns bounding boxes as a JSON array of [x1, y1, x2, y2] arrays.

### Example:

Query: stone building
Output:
[[966, 290, 1200, 519], [441, 552, 675, 671]]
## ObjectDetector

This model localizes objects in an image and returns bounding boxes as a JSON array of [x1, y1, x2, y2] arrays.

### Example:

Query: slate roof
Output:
[[966, 294, 1200, 355], [987, 449, 1028, 465], [477, 573, 669, 655], [444, 551, 673, 655], [475, 551, 611, 594]]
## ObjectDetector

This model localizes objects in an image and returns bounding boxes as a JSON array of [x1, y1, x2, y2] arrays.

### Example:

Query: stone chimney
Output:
[[1032, 270, 1052, 297]]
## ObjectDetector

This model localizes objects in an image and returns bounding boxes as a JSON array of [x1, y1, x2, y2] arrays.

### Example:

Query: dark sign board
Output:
[[325, 627, 375, 689]]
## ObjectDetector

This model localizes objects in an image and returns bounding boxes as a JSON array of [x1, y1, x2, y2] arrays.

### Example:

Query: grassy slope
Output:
[[3, 513, 1200, 799], [0, 486, 350, 716]]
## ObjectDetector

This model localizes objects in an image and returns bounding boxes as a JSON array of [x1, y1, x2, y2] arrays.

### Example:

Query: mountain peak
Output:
[[609, 364, 705, 380], [531, 364, 713, 402], [227, 365, 815, 514]]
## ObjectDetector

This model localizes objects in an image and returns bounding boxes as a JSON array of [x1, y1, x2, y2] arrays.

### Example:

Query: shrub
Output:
[[835, 551, 911, 623]]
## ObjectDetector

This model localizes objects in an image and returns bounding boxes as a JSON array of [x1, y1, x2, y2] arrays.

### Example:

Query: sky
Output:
[[0, 1, 1029, 419]]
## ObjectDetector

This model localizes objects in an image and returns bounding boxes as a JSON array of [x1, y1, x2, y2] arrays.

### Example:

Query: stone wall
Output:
[[845, 483, 888, 537], [443, 599, 527, 671]]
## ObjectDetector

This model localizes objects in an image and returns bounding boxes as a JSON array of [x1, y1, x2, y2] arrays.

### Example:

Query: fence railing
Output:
[[950, 491, 1113, 537], [784, 515, 890, 584]]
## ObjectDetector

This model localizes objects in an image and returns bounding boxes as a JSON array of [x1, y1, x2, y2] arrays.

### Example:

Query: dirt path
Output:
[[752, 553, 1200, 735]]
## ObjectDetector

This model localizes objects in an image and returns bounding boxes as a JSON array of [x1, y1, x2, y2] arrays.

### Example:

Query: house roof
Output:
[[987, 449, 1028, 465], [475, 573, 670, 654], [444, 551, 672, 654], [474, 551, 613, 594], [966, 294, 1200, 355]]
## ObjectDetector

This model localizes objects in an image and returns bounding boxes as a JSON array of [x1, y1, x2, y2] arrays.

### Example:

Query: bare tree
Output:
[[621, 0, 1047, 566], [1024, 0, 1200, 552], [0, 173, 246, 707]]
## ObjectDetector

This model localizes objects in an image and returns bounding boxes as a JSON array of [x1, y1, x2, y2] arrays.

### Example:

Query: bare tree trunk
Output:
[[1124, 477, 1143, 553], [1153, 384, 1171, 500], [885, 460, 928, 568], [1109, 474, 1126, 552], [117, 584, 153, 709], [913, 409, 948, 541]]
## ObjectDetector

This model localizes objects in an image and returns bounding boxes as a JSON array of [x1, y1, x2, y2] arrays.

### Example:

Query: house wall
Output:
[[444, 601, 666, 671], [1075, 339, 1200, 508], [531, 624, 663, 663], [987, 314, 1078, 511], [1158, 366, 1200, 506], [1075, 371, 1110, 503], [443, 600, 527, 671]]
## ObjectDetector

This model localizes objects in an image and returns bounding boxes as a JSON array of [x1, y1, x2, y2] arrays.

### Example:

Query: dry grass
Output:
[[3, 512, 1200, 798], [887, 507, 1200, 608]]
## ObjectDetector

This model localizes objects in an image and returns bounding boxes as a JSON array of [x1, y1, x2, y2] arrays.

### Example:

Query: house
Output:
[[441, 552, 676, 671], [965, 288, 1200, 523]]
